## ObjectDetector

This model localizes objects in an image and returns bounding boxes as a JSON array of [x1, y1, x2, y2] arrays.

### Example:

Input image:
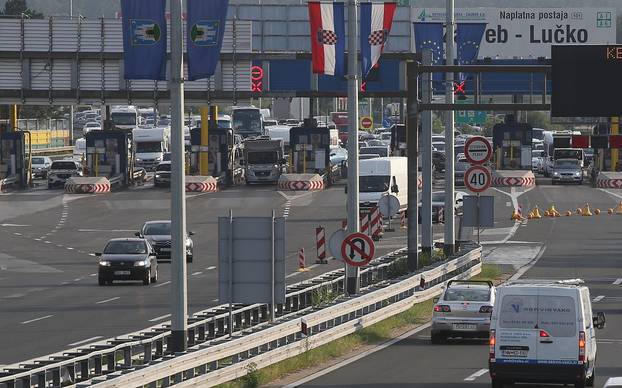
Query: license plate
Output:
[[502, 349, 528, 358], [114, 270, 131, 276], [453, 323, 476, 331], [160, 248, 170, 252]]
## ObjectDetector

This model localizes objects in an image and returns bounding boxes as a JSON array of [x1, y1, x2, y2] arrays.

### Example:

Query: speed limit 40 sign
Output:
[[464, 165, 492, 193]]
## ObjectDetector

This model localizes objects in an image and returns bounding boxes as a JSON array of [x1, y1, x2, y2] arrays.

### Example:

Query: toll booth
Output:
[[390, 124, 407, 156], [0, 131, 27, 187], [189, 127, 237, 184], [85, 130, 134, 186], [289, 126, 331, 174], [492, 122, 533, 170]]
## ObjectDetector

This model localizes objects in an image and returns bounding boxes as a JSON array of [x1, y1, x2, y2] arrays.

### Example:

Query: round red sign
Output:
[[464, 136, 492, 165], [464, 165, 492, 193], [341, 232, 375, 267], [360, 116, 373, 130]]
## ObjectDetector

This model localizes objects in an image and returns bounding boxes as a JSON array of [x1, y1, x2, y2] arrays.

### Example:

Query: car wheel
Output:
[[586, 368, 595, 387], [47, 183, 52, 189], [98, 277, 106, 286], [431, 333, 441, 344], [143, 269, 151, 286], [150, 265, 158, 283], [491, 378, 505, 388]]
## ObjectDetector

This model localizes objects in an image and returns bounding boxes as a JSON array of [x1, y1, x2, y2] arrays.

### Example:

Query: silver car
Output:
[[431, 280, 495, 343], [551, 158, 583, 185]]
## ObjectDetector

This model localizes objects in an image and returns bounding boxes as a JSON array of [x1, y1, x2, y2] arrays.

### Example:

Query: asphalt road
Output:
[[295, 180, 622, 387]]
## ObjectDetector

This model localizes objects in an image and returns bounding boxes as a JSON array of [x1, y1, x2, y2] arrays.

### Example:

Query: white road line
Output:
[[78, 229, 137, 232], [284, 323, 432, 388], [593, 295, 605, 303], [205, 266, 216, 270], [613, 278, 622, 285], [66, 247, 74, 250], [211, 298, 219, 302], [68, 336, 103, 347], [21, 315, 53, 324], [149, 314, 171, 322], [508, 245, 547, 281], [13, 232, 22, 236], [95, 297, 120, 304], [464, 368, 489, 381], [192, 271, 203, 276], [44, 241, 51, 244], [73, 278, 83, 282], [89, 273, 97, 277], [60, 281, 69, 285], [153, 280, 171, 288], [89, 253, 96, 257]]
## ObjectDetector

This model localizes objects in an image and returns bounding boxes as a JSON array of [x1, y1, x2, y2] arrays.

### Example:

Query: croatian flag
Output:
[[360, 2, 396, 79], [308, 2, 345, 76]]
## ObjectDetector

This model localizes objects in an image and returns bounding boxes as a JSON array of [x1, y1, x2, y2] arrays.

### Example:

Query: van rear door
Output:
[[495, 290, 539, 364], [536, 293, 581, 364]]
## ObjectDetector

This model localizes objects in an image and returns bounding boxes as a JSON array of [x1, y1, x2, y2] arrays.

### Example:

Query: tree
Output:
[[1, 0, 43, 18]]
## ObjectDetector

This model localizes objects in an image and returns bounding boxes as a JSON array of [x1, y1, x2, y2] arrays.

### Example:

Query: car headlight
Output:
[[155, 156, 162, 161], [99, 260, 111, 266], [575, 172, 581, 177], [155, 174, 161, 178], [553, 172, 560, 177], [134, 260, 147, 267], [136, 158, 142, 162]]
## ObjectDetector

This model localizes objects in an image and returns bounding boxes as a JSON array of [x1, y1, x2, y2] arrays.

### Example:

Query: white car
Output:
[[82, 121, 101, 133], [47, 160, 83, 189], [31, 156, 52, 179]]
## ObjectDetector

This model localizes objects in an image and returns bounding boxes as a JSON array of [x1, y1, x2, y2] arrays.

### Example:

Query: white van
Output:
[[359, 157, 407, 211], [489, 279, 606, 388]]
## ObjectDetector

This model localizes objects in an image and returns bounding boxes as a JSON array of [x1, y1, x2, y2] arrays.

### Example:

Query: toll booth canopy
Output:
[[493, 123, 533, 170], [289, 126, 330, 174]]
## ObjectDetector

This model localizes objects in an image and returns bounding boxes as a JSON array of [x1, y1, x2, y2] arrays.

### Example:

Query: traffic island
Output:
[[278, 173, 324, 191], [595, 172, 622, 189], [185, 176, 218, 193], [492, 170, 535, 187], [64, 177, 111, 194]]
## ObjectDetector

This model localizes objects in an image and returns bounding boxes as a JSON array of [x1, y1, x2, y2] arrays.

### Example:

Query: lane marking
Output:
[[192, 271, 203, 276], [21, 315, 53, 324], [593, 295, 605, 303], [66, 247, 74, 250], [89, 273, 97, 277], [206, 266, 216, 270], [284, 323, 432, 388], [153, 280, 171, 288], [464, 368, 489, 381], [95, 297, 120, 304], [613, 278, 622, 285], [68, 336, 103, 347], [73, 278, 83, 282], [149, 314, 171, 322], [508, 245, 547, 282], [211, 298, 219, 302]]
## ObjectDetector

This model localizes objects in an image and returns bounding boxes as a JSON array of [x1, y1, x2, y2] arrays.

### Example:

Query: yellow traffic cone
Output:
[[511, 210, 521, 221], [582, 204, 593, 216], [615, 201, 622, 215], [527, 211, 534, 220], [565, 210, 572, 216], [594, 209, 601, 215], [608, 208, 614, 215], [547, 204, 561, 217], [576, 208, 583, 215], [532, 206, 542, 219]]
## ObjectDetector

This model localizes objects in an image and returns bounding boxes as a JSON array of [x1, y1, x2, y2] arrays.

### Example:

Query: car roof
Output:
[[144, 220, 171, 225], [107, 237, 145, 243], [502, 279, 585, 289]]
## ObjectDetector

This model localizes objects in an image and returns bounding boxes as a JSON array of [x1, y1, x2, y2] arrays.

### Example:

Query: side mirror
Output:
[[134, 232, 142, 237], [593, 312, 606, 329], [188, 231, 195, 236], [391, 184, 399, 194], [94, 252, 102, 257]]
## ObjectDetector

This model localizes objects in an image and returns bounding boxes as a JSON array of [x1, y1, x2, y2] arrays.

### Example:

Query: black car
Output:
[[154, 161, 171, 187], [96, 238, 158, 286], [136, 220, 194, 262]]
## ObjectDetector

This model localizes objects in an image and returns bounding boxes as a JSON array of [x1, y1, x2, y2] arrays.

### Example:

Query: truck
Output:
[[133, 127, 171, 170], [232, 106, 264, 138], [331, 112, 349, 144], [111, 106, 139, 130], [242, 137, 285, 184]]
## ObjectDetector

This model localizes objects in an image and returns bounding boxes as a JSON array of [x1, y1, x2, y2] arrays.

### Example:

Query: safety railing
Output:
[[0, 246, 411, 388]]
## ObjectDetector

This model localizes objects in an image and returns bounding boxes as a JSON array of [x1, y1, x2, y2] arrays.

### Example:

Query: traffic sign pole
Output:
[[421, 50, 433, 256], [444, 0, 456, 256]]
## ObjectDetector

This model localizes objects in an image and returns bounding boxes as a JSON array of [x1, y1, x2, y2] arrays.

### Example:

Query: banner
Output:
[[413, 22, 444, 86], [187, 0, 229, 81], [308, 2, 346, 76], [121, 0, 167, 80], [456, 23, 487, 82], [360, 2, 396, 80]]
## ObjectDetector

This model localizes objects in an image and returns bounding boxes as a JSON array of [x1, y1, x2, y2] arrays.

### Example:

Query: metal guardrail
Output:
[[29, 146, 74, 156], [80, 245, 482, 388], [0, 247, 408, 388]]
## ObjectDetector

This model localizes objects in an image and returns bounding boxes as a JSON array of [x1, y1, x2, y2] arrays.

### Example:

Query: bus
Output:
[[111, 106, 139, 130], [231, 106, 263, 138]]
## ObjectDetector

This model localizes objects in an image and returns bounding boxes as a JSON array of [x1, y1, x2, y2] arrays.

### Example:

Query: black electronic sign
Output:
[[552, 45, 622, 117]]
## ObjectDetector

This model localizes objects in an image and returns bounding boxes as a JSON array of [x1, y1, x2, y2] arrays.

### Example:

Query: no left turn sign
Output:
[[341, 232, 375, 267], [464, 136, 492, 165]]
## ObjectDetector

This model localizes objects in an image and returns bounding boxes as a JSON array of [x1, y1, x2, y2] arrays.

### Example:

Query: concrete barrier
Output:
[[278, 173, 324, 191], [596, 172, 622, 189], [492, 170, 535, 187], [65, 177, 111, 194], [185, 176, 218, 193]]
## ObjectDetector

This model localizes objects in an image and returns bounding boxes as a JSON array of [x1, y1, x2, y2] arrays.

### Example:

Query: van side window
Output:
[[499, 295, 538, 329], [538, 295, 576, 337]]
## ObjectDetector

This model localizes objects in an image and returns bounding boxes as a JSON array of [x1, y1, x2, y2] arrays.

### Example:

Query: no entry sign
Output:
[[359, 116, 373, 130], [464, 136, 492, 165], [464, 165, 492, 193], [341, 232, 375, 267]]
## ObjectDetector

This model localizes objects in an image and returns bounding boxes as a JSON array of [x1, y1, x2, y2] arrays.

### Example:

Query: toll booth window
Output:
[[501, 140, 522, 169]]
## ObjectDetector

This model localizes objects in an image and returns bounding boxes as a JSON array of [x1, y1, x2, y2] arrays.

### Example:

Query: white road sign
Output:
[[378, 194, 401, 218], [464, 165, 492, 193], [414, 8, 616, 59], [464, 136, 492, 165]]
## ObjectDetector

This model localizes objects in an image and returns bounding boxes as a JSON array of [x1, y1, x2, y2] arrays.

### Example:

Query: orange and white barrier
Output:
[[316, 226, 327, 264]]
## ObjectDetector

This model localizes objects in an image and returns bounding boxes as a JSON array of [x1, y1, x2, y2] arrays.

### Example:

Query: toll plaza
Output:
[[189, 126, 238, 185], [289, 126, 331, 176], [85, 130, 137, 187], [0, 131, 29, 188], [492, 121, 533, 170]]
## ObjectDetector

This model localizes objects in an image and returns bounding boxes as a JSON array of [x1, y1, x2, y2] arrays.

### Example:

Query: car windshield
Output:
[[156, 163, 171, 172], [143, 222, 171, 235], [103, 241, 147, 254], [533, 150, 544, 157], [555, 160, 579, 168], [361, 147, 388, 157], [32, 157, 44, 164], [444, 288, 490, 302], [360, 175, 390, 192], [247, 151, 279, 164], [136, 142, 162, 153], [50, 161, 76, 170]]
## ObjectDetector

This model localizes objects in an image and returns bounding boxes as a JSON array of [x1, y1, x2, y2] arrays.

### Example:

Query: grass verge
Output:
[[218, 264, 504, 388]]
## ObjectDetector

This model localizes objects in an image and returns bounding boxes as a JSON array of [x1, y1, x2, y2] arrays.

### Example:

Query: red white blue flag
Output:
[[308, 2, 345, 76], [360, 2, 396, 80]]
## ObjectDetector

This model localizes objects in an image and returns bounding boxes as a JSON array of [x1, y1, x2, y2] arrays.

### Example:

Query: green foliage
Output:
[[311, 286, 338, 308], [241, 362, 260, 388], [1, 0, 43, 18], [471, 264, 503, 283]]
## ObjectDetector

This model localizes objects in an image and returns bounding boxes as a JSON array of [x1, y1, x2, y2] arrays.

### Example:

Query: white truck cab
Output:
[[133, 127, 171, 170], [489, 279, 606, 388], [359, 157, 408, 211]]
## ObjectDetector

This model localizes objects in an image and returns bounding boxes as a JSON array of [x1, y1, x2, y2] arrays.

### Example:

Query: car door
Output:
[[536, 293, 580, 364], [495, 290, 539, 364], [580, 289, 597, 365]]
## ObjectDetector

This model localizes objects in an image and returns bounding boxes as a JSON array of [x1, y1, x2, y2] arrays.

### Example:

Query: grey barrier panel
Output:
[[462, 195, 494, 228]]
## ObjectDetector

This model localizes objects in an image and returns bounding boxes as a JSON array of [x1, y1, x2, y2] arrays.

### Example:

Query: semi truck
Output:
[[133, 127, 171, 170], [242, 137, 285, 184]]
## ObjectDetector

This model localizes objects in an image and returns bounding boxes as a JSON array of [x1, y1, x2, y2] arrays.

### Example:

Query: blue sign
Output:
[[187, 0, 229, 81], [190, 20, 220, 47]]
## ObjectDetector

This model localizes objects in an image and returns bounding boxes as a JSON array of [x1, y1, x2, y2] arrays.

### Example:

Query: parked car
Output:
[[31, 156, 52, 179], [431, 280, 495, 343], [47, 160, 83, 189], [454, 161, 470, 187], [153, 161, 171, 187], [96, 238, 158, 286], [551, 158, 583, 185], [136, 220, 194, 262]]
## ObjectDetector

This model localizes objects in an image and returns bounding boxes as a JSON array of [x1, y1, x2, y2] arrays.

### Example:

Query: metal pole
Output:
[[271, 209, 276, 322], [169, 0, 188, 353], [346, 0, 360, 295], [444, 0, 456, 256], [69, 0, 74, 146], [406, 61, 419, 271], [476, 193, 480, 244], [200, 107, 209, 175], [421, 50, 433, 256], [228, 210, 234, 337]]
